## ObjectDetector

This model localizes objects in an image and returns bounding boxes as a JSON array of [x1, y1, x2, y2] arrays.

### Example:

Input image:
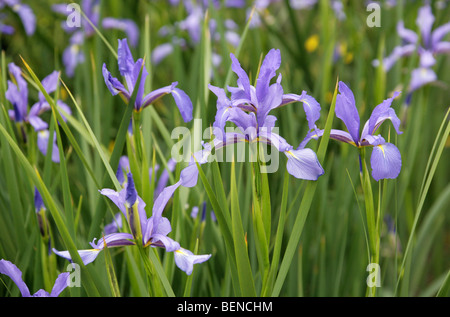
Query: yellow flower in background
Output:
[[305, 34, 319, 53]]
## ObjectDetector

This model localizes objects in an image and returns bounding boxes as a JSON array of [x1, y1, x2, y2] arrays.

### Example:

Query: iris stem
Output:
[[359, 147, 380, 297]]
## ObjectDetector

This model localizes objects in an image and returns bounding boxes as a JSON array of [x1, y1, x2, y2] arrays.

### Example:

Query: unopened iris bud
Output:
[[34, 188, 49, 240], [125, 173, 142, 241]]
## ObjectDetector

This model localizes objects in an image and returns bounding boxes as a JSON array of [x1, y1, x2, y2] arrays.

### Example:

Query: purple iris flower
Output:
[[152, 1, 241, 68], [53, 0, 140, 77], [374, 4, 450, 92], [6, 63, 71, 163], [105, 156, 177, 234], [300, 81, 402, 181], [53, 172, 211, 275], [103, 38, 193, 121], [206, 48, 324, 180], [0, 0, 36, 35], [0, 259, 69, 297]]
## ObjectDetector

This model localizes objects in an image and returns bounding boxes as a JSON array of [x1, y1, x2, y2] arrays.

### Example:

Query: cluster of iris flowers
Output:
[[7, 1, 444, 297]]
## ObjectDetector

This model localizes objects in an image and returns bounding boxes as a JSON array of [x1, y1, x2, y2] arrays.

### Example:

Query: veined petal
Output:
[[370, 142, 402, 181], [285, 148, 324, 180], [174, 248, 212, 275], [0, 259, 31, 297], [335, 81, 360, 144]]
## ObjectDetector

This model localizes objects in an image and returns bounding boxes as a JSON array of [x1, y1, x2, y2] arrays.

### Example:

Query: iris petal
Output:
[[370, 142, 402, 181], [285, 148, 324, 180], [174, 248, 212, 275]]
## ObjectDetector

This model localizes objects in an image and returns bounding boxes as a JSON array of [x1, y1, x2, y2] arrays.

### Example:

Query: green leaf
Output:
[[230, 160, 256, 297]]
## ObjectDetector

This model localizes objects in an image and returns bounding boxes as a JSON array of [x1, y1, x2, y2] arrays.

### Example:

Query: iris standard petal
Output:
[[99, 188, 126, 216], [230, 53, 252, 98], [416, 4, 435, 47], [363, 91, 402, 137], [151, 181, 182, 232], [257, 75, 283, 126], [0, 259, 31, 297], [370, 142, 402, 181], [285, 148, 325, 180], [118, 38, 135, 79], [335, 81, 360, 144], [281, 91, 321, 130], [255, 48, 281, 103], [174, 248, 212, 275]]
